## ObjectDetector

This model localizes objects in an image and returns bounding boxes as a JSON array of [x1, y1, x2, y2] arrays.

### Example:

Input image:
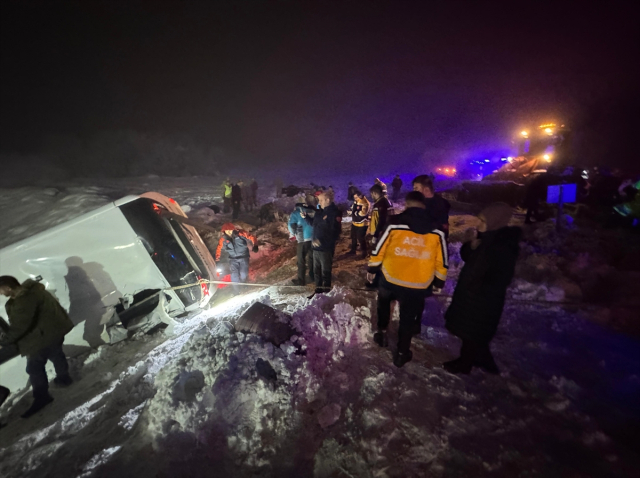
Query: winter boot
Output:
[[315, 287, 325, 294], [393, 350, 413, 368], [373, 330, 388, 348], [54, 374, 74, 386], [443, 357, 472, 375], [474, 351, 500, 375], [291, 278, 304, 286], [21, 394, 54, 418], [0, 385, 9, 407]]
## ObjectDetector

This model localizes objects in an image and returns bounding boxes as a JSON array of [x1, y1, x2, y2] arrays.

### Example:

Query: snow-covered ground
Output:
[[1, 177, 639, 478]]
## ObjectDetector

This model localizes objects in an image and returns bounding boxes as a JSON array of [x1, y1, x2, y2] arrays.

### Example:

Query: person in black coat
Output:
[[302, 191, 341, 293], [444, 202, 521, 374], [231, 181, 244, 220]]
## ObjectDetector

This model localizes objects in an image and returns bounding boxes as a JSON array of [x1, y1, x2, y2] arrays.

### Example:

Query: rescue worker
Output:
[[348, 190, 370, 257], [250, 179, 259, 207], [231, 180, 244, 220], [367, 184, 395, 245], [302, 190, 341, 293], [288, 194, 317, 285], [444, 203, 520, 374], [0, 276, 75, 418], [222, 178, 233, 213], [215, 223, 259, 294], [375, 178, 388, 196], [391, 174, 403, 201], [412, 175, 450, 238], [367, 192, 448, 367]]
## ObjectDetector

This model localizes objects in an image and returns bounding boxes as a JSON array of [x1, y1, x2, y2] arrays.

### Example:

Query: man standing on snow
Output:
[[348, 190, 370, 258], [391, 175, 403, 201], [232, 180, 244, 220], [222, 177, 233, 213], [288, 194, 317, 285], [215, 223, 259, 294], [367, 192, 448, 367], [412, 175, 450, 238], [443, 203, 520, 375], [302, 190, 341, 293], [347, 181, 358, 202], [0, 276, 75, 418]]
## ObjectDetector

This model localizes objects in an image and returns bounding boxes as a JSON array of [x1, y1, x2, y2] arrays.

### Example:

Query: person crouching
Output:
[[443, 202, 521, 374], [367, 191, 448, 367], [0, 276, 75, 418], [215, 223, 259, 294]]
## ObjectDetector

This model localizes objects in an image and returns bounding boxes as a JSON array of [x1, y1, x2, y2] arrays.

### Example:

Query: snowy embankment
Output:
[[1, 178, 639, 477]]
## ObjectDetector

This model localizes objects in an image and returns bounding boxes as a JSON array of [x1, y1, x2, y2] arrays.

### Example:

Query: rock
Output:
[[317, 403, 341, 429], [173, 370, 205, 402]]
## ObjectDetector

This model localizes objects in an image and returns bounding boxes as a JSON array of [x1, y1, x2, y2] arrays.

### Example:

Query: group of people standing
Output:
[[222, 177, 259, 219]]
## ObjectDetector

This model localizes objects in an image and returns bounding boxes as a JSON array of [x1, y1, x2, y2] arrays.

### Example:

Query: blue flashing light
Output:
[[501, 157, 507, 161], [484, 159, 490, 163]]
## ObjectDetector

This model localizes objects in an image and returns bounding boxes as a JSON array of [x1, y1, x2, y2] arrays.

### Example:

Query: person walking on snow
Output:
[[391, 175, 403, 201], [348, 190, 370, 257], [302, 190, 341, 293], [231, 180, 244, 220], [0, 276, 75, 418], [215, 223, 259, 294], [222, 178, 233, 213], [288, 194, 317, 285], [443, 202, 520, 375], [368, 192, 448, 367]]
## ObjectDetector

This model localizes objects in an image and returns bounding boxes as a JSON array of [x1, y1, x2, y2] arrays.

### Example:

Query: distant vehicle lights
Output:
[[520, 130, 528, 137], [543, 154, 551, 161]]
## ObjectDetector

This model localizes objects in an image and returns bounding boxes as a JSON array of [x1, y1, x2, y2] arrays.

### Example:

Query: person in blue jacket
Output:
[[288, 194, 318, 285]]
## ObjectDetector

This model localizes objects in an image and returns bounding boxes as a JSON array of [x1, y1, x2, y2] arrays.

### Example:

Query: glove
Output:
[[252, 245, 259, 253]]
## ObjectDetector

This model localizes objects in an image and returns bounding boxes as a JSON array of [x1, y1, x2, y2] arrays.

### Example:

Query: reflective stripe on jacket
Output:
[[368, 208, 448, 290], [215, 229, 256, 260], [367, 197, 394, 238], [350, 197, 370, 227]]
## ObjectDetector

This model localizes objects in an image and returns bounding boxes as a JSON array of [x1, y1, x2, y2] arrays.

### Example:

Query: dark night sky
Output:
[[1, 0, 639, 173]]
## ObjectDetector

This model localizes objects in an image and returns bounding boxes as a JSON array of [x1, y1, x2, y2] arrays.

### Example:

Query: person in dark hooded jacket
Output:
[[444, 203, 521, 374], [215, 223, 258, 294], [0, 276, 75, 418]]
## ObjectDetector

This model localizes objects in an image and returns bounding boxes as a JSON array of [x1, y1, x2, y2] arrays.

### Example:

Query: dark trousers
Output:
[[313, 250, 333, 289], [297, 241, 314, 283], [230, 256, 250, 294], [456, 339, 496, 369], [392, 187, 401, 201], [26, 339, 69, 399], [350, 225, 367, 254], [232, 200, 242, 219], [223, 197, 232, 213], [377, 287, 425, 354]]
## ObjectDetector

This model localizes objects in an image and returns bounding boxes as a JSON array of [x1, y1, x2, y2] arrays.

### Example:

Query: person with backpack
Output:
[[288, 194, 317, 285]]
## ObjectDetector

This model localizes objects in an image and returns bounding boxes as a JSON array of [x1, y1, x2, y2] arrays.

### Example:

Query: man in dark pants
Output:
[[367, 192, 448, 367], [444, 203, 520, 374], [303, 191, 341, 293], [0, 276, 75, 418], [215, 223, 259, 294], [288, 194, 317, 285], [348, 190, 370, 258], [231, 180, 244, 220], [391, 174, 403, 201]]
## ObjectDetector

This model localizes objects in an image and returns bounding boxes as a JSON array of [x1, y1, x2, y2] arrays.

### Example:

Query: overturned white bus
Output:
[[0, 192, 216, 391]]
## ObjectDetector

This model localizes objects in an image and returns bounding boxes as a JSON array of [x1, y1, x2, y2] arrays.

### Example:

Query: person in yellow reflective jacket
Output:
[[348, 190, 370, 257], [367, 191, 448, 367], [222, 178, 233, 213]]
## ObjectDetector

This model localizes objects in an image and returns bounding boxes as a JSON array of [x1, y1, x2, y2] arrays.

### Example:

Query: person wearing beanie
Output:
[[215, 223, 258, 294], [443, 202, 521, 374]]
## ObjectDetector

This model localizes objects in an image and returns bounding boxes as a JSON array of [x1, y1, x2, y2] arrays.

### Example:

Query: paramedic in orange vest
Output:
[[367, 191, 448, 367]]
